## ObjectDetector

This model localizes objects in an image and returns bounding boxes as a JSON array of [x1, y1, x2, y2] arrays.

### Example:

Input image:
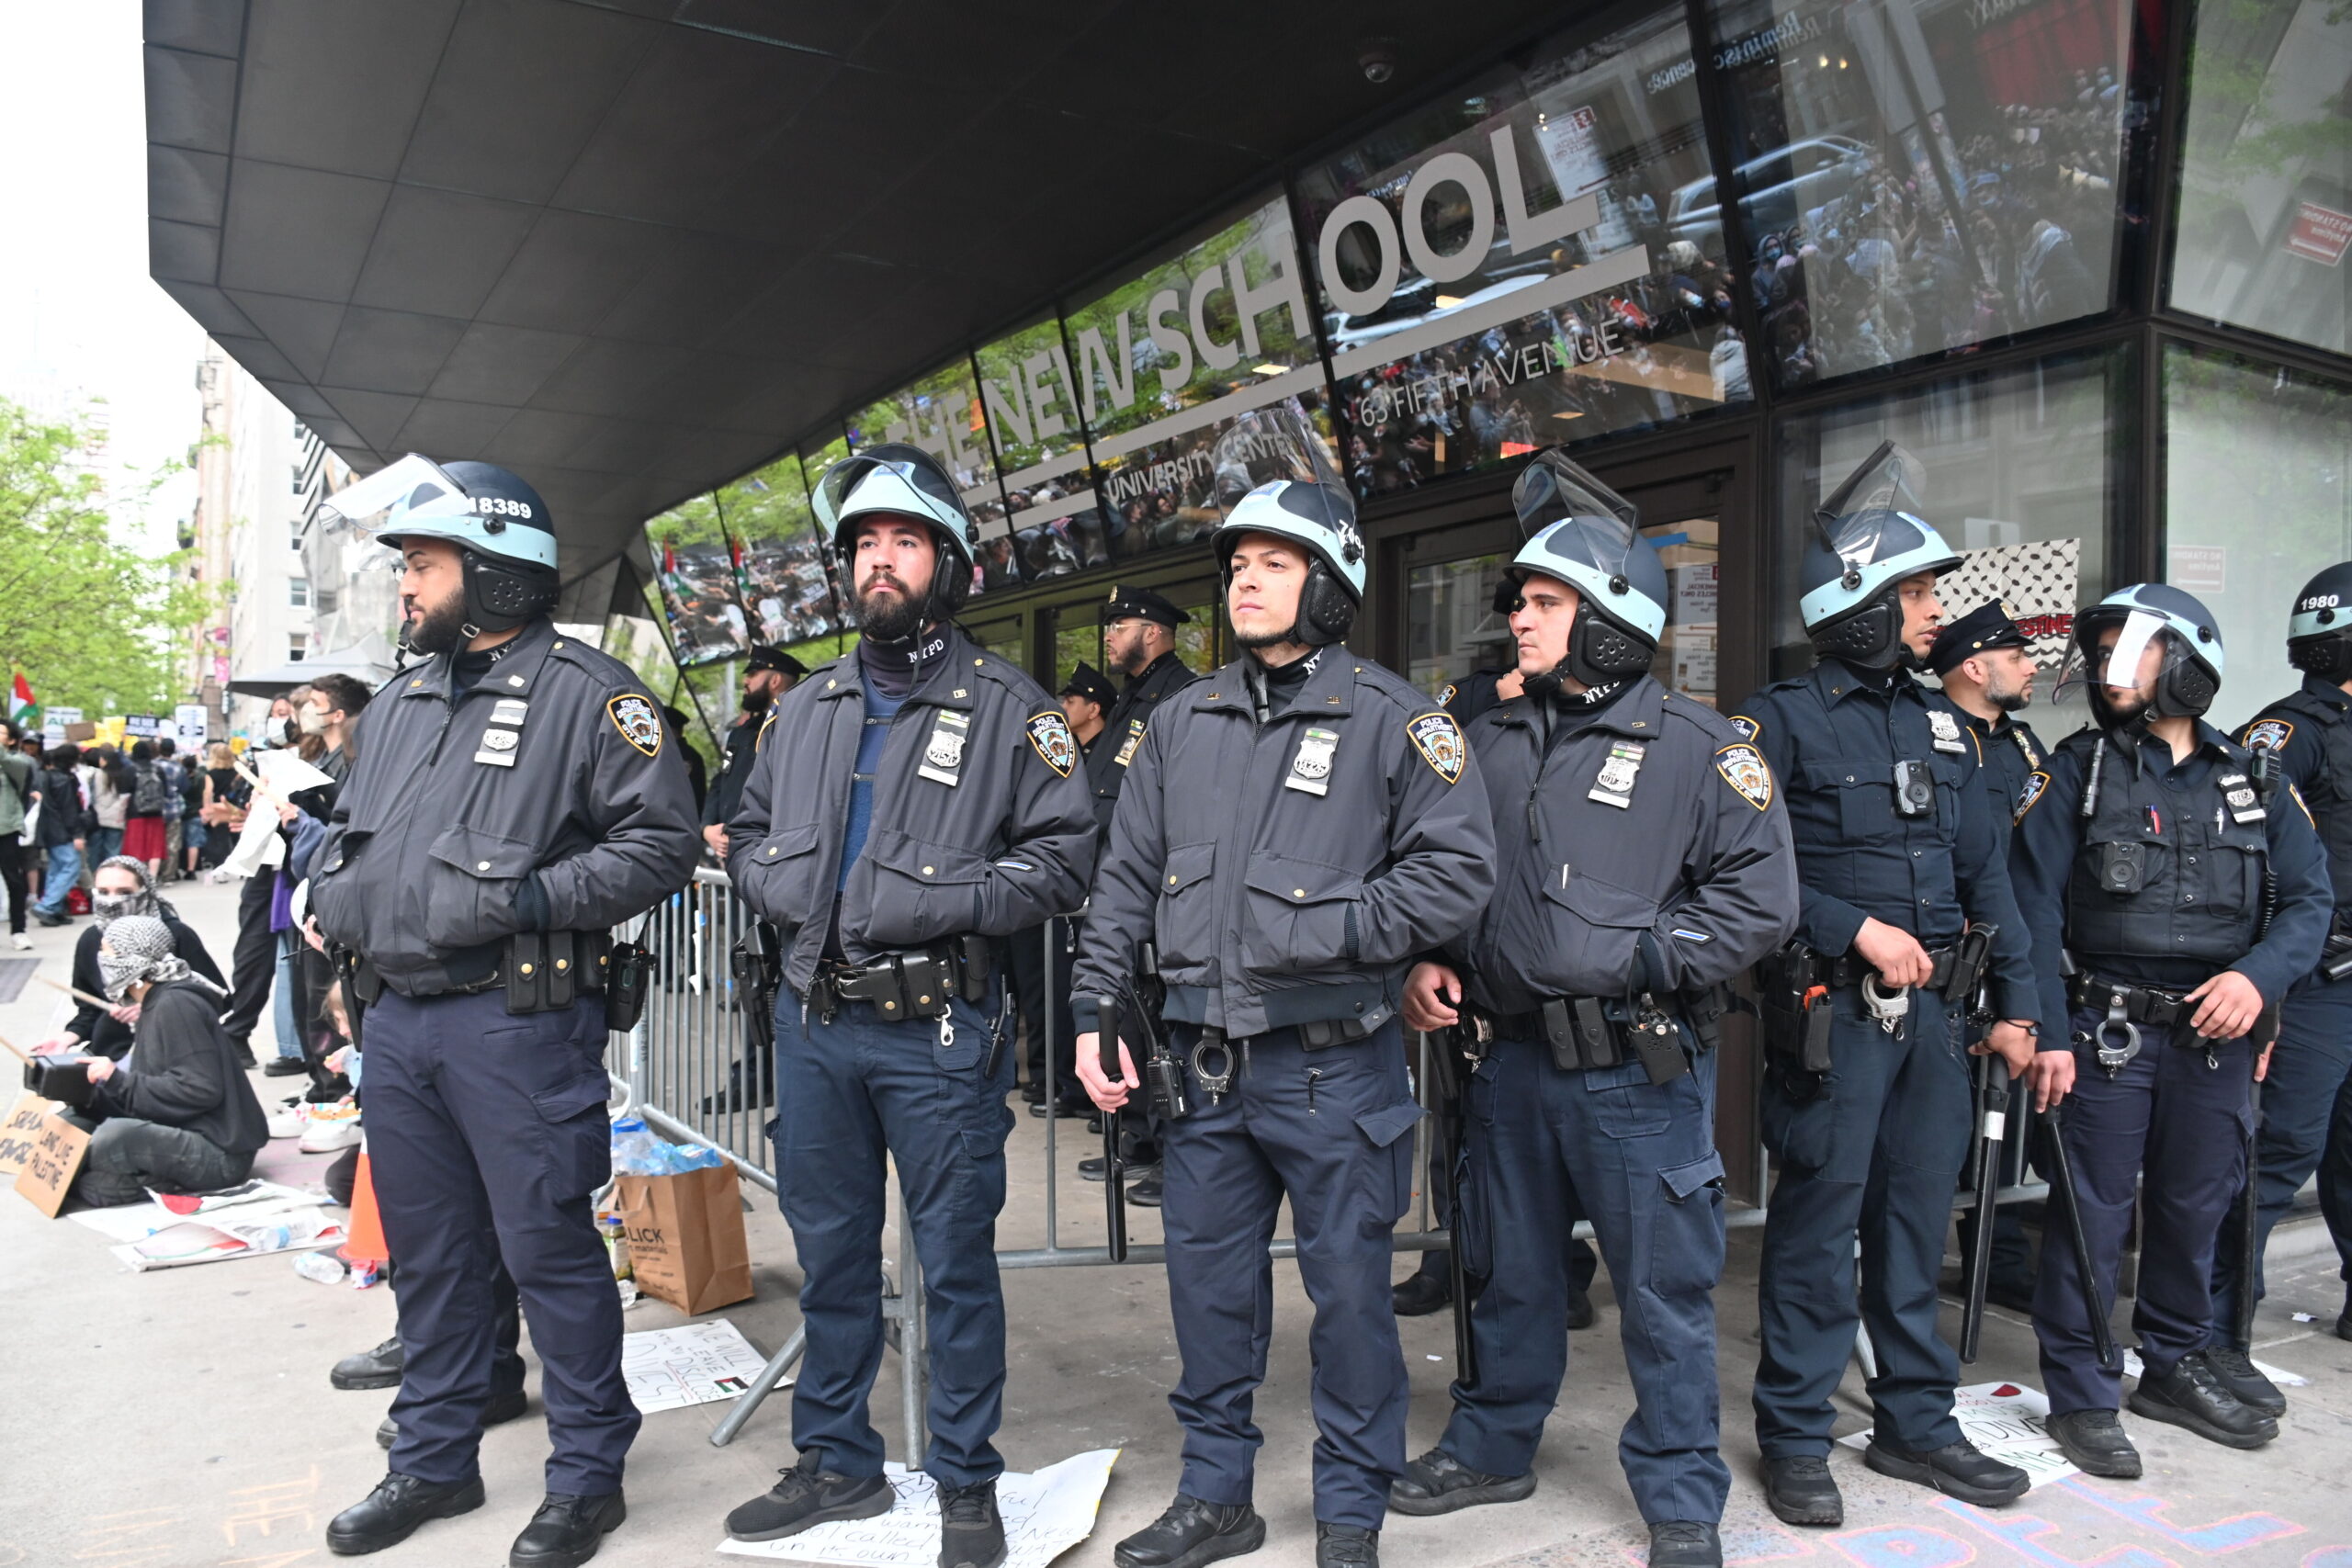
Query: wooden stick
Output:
[[36, 975, 110, 1011], [0, 1029, 31, 1065]]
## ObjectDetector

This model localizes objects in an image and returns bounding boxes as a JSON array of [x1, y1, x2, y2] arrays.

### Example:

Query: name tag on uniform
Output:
[[2219, 771, 2266, 824], [1285, 728, 1339, 795], [474, 697, 528, 767], [1114, 716, 1147, 769], [919, 710, 970, 787], [1927, 709, 1966, 754], [1589, 740, 1646, 808]]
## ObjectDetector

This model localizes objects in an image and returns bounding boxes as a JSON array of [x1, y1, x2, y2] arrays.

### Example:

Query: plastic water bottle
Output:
[[293, 1250, 347, 1284], [609, 1117, 662, 1173]]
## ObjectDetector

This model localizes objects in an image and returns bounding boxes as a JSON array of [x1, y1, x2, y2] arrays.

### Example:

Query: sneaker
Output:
[[1862, 1438, 2030, 1506], [2199, 1346, 2288, 1414], [725, 1461, 891, 1542], [937, 1479, 1004, 1568], [9, 932, 28, 950], [1112, 1495, 1264, 1568], [2045, 1409, 2141, 1478], [1760, 1456, 1842, 1526], [1647, 1521, 1723, 1568], [266, 1108, 304, 1141], [2129, 1354, 2278, 1449], [1387, 1447, 1535, 1515], [1314, 1523, 1378, 1567], [300, 1103, 363, 1153]]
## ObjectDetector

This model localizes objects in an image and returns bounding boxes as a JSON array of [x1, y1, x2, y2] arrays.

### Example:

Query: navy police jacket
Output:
[[1446, 675, 1799, 1014], [1733, 659, 2040, 1022], [725, 626, 1098, 996], [1072, 649, 1497, 1039], [1084, 650, 1196, 837], [311, 617, 701, 998], [2242, 674, 2352, 923]]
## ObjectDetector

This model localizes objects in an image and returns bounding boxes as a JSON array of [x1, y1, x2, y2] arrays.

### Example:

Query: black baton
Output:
[[2039, 1100, 2120, 1372]]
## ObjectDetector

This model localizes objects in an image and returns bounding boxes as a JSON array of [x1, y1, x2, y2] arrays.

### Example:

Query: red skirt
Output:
[[121, 815, 168, 863]]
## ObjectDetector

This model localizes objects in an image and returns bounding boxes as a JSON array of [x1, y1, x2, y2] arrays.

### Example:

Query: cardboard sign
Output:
[[15, 1112, 91, 1217], [616, 1165, 752, 1316], [0, 1092, 49, 1179]]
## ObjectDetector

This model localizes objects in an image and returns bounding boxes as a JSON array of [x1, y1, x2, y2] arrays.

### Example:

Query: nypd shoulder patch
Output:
[[1714, 742, 1773, 810], [2291, 781, 2317, 828], [2015, 770, 2051, 823], [1437, 682, 1458, 709], [1026, 711, 1078, 777], [1408, 711, 1466, 784], [607, 694, 662, 758], [2245, 717, 2295, 753], [1728, 714, 1761, 744]]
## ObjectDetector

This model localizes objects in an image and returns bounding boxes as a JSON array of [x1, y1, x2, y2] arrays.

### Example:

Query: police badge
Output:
[[1285, 728, 1340, 795], [1025, 711, 1078, 777], [2219, 771, 2266, 824], [1714, 743, 1773, 810], [1589, 740, 1646, 808], [920, 710, 972, 786], [1114, 716, 1147, 769], [605, 694, 662, 758], [1407, 712, 1465, 785], [1926, 708, 1965, 754]]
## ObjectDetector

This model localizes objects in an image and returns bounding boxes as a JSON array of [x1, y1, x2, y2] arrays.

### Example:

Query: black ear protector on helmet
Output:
[[1294, 559, 1358, 646], [1812, 594, 1902, 668], [458, 548, 560, 635], [2292, 633, 2352, 682]]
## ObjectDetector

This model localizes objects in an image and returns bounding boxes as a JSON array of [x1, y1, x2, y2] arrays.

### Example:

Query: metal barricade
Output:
[[617, 868, 2037, 1450]]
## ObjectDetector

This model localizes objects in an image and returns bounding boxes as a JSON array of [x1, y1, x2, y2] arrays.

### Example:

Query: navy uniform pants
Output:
[[1755, 987, 1970, 1457], [1443, 1038, 1727, 1524], [2211, 976, 2352, 1342], [364, 988, 636, 1495], [2036, 1013, 2253, 1414], [770, 987, 1015, 1485], [1159, 1021, 1423, 1530]]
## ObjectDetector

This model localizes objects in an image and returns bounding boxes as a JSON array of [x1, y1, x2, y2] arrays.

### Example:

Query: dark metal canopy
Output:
[[143, 0, 1572, 594]]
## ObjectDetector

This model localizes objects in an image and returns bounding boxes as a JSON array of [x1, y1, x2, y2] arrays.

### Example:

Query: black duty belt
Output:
[[1820, 945, 1960, 991], [346, 930, 612, 1013], [807, 935, 992, 1024], [1468, 994, 1692, 1085], [2067, 971, 2191, 1076]]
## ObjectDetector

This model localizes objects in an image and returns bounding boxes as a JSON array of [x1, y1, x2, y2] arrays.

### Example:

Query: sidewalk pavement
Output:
[[4, 875, 2352, 1568]]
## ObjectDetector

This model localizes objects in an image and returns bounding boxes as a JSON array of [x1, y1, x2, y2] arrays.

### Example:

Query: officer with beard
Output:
[[1072, 410, 1495, 1568], [308, 457, 700, 1565], [2011, 586, 2326, 1477], [703, 646, 806, 860], [1736, 444, 2041, 1527], [719, 446, 1096, 1568]]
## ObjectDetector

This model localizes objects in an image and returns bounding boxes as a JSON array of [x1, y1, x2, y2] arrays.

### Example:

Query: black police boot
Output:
[[938, 1479, 1005, 1568], [1314, 1522, 1378, 1566], [1391, 1266, 1452, 1317], [1759, 1456, 1842, 1527], [378, 1385, 529, 1449], [509, 1492, 625, 1568], [1387, 1447, 1535, 1515], [2045, 1409, 2142, 1478], [1080, 1156, 1111, 1181], [332, 1336, 405, 1391], [1127, 1169, 1165, 1208], [1647, 1521, 1723, 1568], [2337, 1294, 2352, 1342], [2128, 1353, 2278, 1448], [1565, 1281, 1598, 1331], [2198, 1346, 2288, 1414], [725, 1461, 893, 1541], [1112, 1495, 1264, 1568], [326, 1472, 487, 1555], [1862, 1438, 2030, 1506]]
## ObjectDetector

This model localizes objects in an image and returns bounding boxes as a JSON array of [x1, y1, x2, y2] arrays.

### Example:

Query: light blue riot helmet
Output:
[[2056, 582, 2224, 723], [1796, 441, 1961, 671], [2288, 561, 2352, 682], [322, 454, 559, 633], [812, 443, 980, 618], [1500, 451, 1667, 688], [1208, 404, 1365, 646]]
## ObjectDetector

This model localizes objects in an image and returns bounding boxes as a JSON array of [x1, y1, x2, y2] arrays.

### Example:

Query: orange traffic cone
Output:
[[340, 1148, 390, 1265]]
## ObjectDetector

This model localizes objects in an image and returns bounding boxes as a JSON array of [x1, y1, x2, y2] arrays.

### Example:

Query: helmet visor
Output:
[[1210, 404, 1345, 511], [1812, 440, 1928, 578], [2054, 609, 2186, 705], [815, 444, 972, 542], [1510, 451, 1638, 544], [319, 454, 480, 542]]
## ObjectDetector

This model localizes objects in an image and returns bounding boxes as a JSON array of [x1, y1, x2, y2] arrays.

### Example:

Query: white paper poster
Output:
[[623, 1320, 776, 1415], [1838, 1381, 2076, 1484], [720, 1450, 1118, 1568]]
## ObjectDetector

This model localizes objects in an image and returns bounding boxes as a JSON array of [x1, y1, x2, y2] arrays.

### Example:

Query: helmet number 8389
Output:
[[475, 497, 534, 519]]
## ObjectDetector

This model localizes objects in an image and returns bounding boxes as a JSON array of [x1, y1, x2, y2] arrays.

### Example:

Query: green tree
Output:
[[0, 398, 206, 717]]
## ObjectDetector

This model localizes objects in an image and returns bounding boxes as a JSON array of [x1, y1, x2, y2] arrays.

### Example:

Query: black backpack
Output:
[[130, 762, 169, 816]]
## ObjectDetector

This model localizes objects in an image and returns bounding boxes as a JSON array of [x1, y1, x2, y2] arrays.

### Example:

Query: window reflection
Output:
[[1708, 0, 2130, 387], [2170, 0, 2352, 357]]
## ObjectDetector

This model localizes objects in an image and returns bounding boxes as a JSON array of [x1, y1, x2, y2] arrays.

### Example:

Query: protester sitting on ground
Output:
[[33, 857, 226, 1062], [63, 914, 267, 1208]]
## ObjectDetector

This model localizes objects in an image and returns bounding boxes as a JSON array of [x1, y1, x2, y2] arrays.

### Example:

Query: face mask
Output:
[[98, 947, 151, 1003], [299, 707, 330, 736], [92, 892, 137, 920]]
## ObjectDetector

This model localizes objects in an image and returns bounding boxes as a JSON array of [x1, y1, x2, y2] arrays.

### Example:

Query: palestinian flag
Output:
[[7, 672, 32, 727]]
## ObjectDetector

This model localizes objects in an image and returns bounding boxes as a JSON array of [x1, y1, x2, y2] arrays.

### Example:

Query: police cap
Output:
[[1059, 661, 1118, 710], [1101, 583, 1189, 627], [745, 645, 808, 679], [1927, 600, 2033, 677]]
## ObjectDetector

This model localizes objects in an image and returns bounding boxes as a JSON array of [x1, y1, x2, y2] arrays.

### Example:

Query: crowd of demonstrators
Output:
[[32, 857, 224, 1061]]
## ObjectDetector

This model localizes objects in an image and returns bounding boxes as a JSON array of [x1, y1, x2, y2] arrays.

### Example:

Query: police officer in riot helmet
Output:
[[719, 445, 1097, 1568], [2013, 585, 2328, 1476], [1072, 406, 1496, 1568], [1736, 442, 2042, 1526], [1387, 454, 1798, 1568], [2212, 561, 2352, 1385], [308, 457, 701, 1564]]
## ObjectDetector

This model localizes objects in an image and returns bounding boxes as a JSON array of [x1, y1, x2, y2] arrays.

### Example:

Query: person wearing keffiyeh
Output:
[[64, 914, 266, 1208], [33, 856, 224, 1062]]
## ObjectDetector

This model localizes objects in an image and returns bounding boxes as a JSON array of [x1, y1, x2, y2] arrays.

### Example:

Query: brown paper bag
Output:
[[615, 1164, 752, 1315]]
